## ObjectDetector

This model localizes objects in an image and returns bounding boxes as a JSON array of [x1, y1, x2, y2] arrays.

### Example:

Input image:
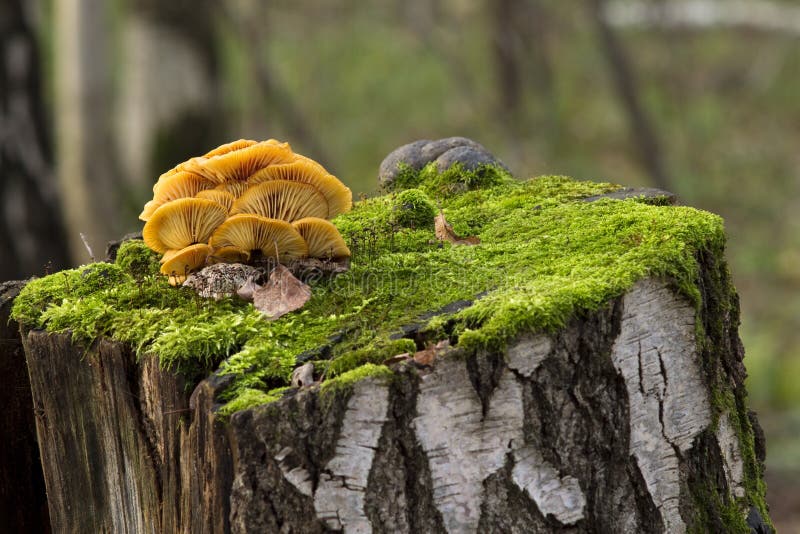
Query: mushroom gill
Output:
[[292, 217, 351, 259], [142, 171, 216, 221], [247, 159, 352, 218], [209, 214, 308, 261], [230, 180, 329, 222], [143, 197, 228, 253], [196, 189, 235, 212]]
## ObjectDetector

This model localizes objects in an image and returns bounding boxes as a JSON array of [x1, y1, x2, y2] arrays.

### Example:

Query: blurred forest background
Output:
[[2, 0, 798, 526]]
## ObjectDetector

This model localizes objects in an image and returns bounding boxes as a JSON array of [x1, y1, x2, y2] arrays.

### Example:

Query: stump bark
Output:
[[10, 260, 772, 532]]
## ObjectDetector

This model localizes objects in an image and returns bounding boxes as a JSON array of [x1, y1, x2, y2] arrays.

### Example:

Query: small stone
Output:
[[420, 136, 486, 161], [434, 145, 507, 173], [378, 139, 431, 185]]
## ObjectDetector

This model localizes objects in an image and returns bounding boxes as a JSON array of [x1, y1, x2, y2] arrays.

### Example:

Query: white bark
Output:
[[611, 279, 712, 533], [607, 0, 800, 36], [717, 412, 746, 499], [313, 377, 391, 533], [511, 444, 586, 525]]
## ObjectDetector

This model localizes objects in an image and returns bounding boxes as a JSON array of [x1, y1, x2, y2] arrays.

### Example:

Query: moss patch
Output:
[[12, 170, 724, 419], [392, 188, 437, 229]]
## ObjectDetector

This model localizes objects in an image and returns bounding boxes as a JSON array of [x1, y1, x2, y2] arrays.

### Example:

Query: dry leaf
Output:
[[236, 277, 261, 302], [413, 339, 451, 367], [383, 353, 411, 366], [253, 264, 312, 320], [434, 212, 480, 245], [413, 347, 436, 366]]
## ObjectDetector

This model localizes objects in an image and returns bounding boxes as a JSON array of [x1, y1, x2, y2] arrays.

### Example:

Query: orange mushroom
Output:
[[292, 217, 351, 259], [247, 160, 352, 218], [209, 214, 308, 261], [142, 198, 228, 253], [195, 189, 235, 212], [159, 243, 213, 286], [230, 180, 328, 222], [183, 141, 296, 184], [142, 172, 216, 221]]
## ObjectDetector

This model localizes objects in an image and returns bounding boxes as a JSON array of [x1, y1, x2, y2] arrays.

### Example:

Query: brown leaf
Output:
[[434, 212, 480, 246], [383, 353, 411, 366], [253, 264, 312, 320], [236, 277, 261, 302], [413, 339, 451, 367], [413, 347, 436, 366]]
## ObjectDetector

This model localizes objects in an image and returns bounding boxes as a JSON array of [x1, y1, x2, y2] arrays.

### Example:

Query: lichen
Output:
[[11, 169, 725, 422]]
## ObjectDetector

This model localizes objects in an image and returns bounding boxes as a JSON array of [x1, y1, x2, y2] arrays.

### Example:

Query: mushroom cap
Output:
[[142, 172, 216, 221], [183, 141, 296, 184], [214, 181, 250, 198], [142, 197, 228, 253], [247, 160, 352, 218], [159, 243, 213, 286], [209, 214, 308, 260], [230, 180, 329, 222], [202, 139, 258, 158], [208, 246, 251, 264], [292, 217, 351, 259], [195, 189, 235, 212], [160, 249, 181, 264]]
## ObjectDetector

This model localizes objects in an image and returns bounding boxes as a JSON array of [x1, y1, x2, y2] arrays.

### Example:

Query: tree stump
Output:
[[14, 272, 771, 532], [4, 169, 773, 533]]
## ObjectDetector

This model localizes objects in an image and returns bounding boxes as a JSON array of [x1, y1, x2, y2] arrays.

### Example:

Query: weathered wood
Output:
[[0, 281, 50, 532], [17, 271, 771, 531], [22, 332, 233, 533]]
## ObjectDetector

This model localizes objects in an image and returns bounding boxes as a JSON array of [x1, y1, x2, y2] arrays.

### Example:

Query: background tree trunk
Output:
[[0, 0, 71, 279], [54, 0, 121, 262], [0, 280, 50, 532]]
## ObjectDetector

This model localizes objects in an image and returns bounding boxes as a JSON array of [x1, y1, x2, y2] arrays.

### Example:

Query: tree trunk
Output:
[[0, 281, 50, 532], [13, 251, 773, 531], [588, 0, 673, 193], [54, 0, 121, 262], [0, 0, 71, 279]]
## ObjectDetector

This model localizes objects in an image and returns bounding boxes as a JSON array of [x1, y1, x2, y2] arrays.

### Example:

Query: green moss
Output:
[[10, 169, 727, 421], [390, 161, 513, 196], [393, 188, 437, 228], [116, 240, 160, 278], [320, 363, 393, 399]]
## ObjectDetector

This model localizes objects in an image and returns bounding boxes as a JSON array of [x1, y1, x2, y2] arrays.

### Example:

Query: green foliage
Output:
[[393, 188, 437, 229], [10, 169, 725, 419]]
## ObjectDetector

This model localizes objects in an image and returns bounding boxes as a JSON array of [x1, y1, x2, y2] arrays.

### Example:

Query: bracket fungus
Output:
[[139, 138, 353, 287]]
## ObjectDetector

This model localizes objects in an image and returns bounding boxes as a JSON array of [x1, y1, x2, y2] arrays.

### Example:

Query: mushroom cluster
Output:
[[140, 139, 352, 285]]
